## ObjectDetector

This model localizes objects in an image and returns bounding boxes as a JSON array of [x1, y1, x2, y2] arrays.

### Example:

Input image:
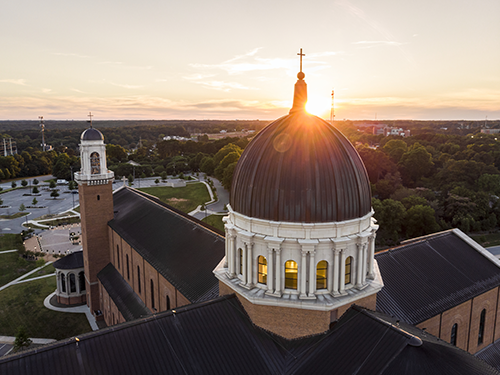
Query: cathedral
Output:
[[2, 57, 500, 374]]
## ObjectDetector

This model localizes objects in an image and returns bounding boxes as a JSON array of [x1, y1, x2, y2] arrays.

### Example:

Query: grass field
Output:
[[202, 214, 225, 232], [138, 183, 210, 213], [470, 232, 500, 247], [0, 252, 38, 287], [0, 277, 91, 340], [23, 263, 56, 281], [0, 212, 29, 220]]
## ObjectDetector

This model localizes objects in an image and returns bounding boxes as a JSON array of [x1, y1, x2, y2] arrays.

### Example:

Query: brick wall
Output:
[[80, 181, 113, 314]]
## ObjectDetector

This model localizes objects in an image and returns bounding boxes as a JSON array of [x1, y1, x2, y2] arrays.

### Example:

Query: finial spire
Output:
[[290, 49, 307, 114], [88, 112, 93, 128]]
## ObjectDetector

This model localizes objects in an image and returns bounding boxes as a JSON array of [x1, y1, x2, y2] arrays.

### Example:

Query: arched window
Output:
[[450, 323, 458, 346], [285, 260, 298, 290], [79, 271, 85, 292], [239, 248, 243, 275], [151, 279, 155, 310], [478, 309, 486, 345], [258, 256, 267, 284], [116, 245, 120, 269], [345, 257, 352, 285], [166, 295, 171, 310], [137, 266, 141, 293], [316, 260, 328, 289], [126, 254, 130, 280], [60, 273, 66, 293], [90, 152, 100, 175], [69, 273, 76, 293]]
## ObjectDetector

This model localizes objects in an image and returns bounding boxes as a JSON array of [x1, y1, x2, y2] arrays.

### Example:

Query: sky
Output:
[[1, 0, 499, 121]]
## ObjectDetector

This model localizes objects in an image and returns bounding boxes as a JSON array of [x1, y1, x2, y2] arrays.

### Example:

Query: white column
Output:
[[245, 241, 254, 288], [242, 244, 247, 285], [299, 250, 307, 298], [224, 232, 229, 268], [228, 234, 236, 277], [275, 248, 282, 296], [332, 249, 340, 295], [361, 243, 367, 284], [308, 250, 316, 296], [339, 250, 346, 295], [356, 243, 363, 288], [76, 273, 80, 294], [266, 246, 274, 292], [367, 234, 375, 279]]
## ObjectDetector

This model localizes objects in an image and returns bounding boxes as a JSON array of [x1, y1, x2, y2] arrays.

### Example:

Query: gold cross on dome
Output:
[[297, 48, 305, 72]]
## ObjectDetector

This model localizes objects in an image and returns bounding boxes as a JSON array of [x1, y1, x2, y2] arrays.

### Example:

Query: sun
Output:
[[305, 96, 331, 118]]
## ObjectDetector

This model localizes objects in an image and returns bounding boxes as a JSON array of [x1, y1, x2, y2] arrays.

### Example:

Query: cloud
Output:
[[353, 41, 406, 47], [0, 79, 28, 86], [109, 82, 144, 89], [41, 88, 52, 93], [53, 52, 92, 59]]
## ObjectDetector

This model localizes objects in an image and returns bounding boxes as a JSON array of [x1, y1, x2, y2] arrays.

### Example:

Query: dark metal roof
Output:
[[53, 251, 83, 270], [1, 296, 497, 375], [97, 263, 151, 321], [81, 127, 104, 141], [230, 112, 372, 223], [376, 230, 500, 325], [476, 339, 500, 371], [108, 187, 225, 303]]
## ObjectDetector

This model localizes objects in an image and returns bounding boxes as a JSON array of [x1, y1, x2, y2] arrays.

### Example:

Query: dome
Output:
[[81, 127, 104, 141], [230, 111, 372, 223]]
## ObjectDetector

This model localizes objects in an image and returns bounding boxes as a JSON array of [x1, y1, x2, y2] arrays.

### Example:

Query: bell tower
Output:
[[75, 114, 114, 317]]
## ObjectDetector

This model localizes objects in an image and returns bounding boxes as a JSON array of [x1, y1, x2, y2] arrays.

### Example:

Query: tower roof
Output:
[[230, 57, 371, 223], [81, 127, 104, 141]]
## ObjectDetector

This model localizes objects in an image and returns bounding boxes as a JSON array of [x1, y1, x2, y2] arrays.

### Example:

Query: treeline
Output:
[[334, 122, 500, 246]]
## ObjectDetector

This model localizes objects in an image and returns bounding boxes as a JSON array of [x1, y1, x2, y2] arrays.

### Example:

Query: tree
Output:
[[49, 180, 56, 189], [50, 190, 60, 199], [383, 139, 408, 163], [372, 198, 406, 245], [200, 157, 215, 176], [21, 179, 28, 187], [19, 203, 25, 212], [33, 178, 39, 185], [32, 186, 39, 194], [155, 178, 160, 185], [32, 197, 38, 205], [398, 143, 434, 185], [11, 181, 16, 188], [405, 205, 440, 238], [161, 171, 167, 181], [214, 151, 241, 180], [127, 174, 134, 185], [68, 180, 77, 191], [13, 326, 32, 352], [221, 162, 238, 191]]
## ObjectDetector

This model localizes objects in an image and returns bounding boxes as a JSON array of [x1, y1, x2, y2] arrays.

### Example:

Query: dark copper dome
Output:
[[230, 112, 372, 223], [81, 127, 104, 141]]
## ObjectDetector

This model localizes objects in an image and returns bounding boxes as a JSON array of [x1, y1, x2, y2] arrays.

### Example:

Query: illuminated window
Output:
[[316, 260, 328, 289], [450, 323, 458, 346], [258, 256, 267, 284], [285, 260, 298, 290], [345, 257, 352, 285], [478, 309, 486, 345], [90, 152, 100, 175], [239, 248, 243, 275]]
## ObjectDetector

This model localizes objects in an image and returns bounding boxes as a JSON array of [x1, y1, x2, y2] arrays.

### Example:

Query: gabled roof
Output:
[[97, 263, 151, 321], [108, 187, 225, 303], [53, 251, 83, 270], [476, 339, 500, 371], [376, 229, 500, 325], [1, 295, 497, 374]]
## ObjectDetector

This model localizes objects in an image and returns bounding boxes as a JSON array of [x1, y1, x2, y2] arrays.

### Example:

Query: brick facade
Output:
[[417, 287, 500, 354], [79, 181, 114, 315], [219, 282, 377, 339], [100, 228, 193, 326]]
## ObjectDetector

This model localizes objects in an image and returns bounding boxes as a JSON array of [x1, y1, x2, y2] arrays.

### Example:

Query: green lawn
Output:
[[202, 214, 225, 232], [138, 183, 211, 213], [23, 263, 56, 280], [0, 277, 91, 340], [0, 212, 29, 220], [0, 252, 38, 287], [470, 232, 500, 248]]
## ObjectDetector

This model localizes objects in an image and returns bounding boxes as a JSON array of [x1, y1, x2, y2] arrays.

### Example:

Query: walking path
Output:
[[0, 249, 17, 254], [43, 292, 99, 331], [0, 262, 54, 292]]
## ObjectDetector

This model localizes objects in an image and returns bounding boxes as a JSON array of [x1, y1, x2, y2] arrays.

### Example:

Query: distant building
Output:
[[481, 129, 500, 134], [383, 127, 411, 137], [0, 137, 17, 156]]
